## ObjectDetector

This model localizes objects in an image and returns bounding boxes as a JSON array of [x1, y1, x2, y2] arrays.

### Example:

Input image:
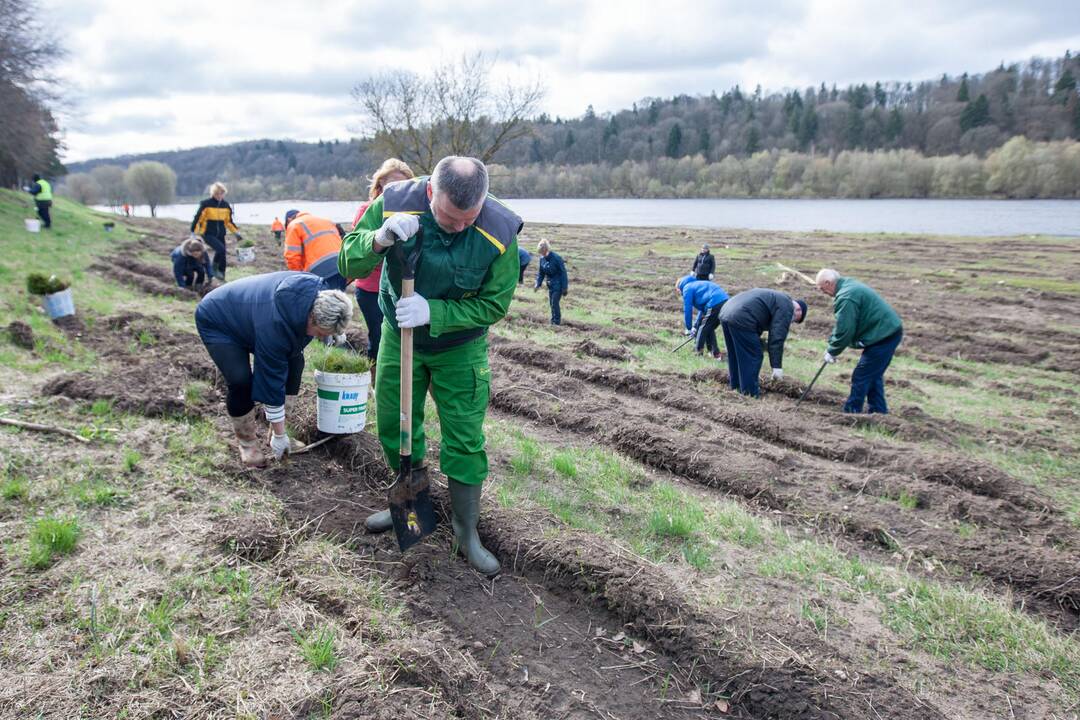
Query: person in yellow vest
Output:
[[271, 217, 284, 241], [282, 209, 347, 292], [191, 182, 242, 281], [26, 174, 53, 229]]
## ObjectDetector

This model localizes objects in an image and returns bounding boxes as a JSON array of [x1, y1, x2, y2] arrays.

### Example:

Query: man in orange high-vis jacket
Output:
[[282, 209, 347, 290], [271, 217, 284, 241]]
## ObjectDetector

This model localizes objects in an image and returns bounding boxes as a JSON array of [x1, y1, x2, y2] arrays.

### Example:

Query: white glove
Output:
[[332, 333, 348, 346], [270, 433, 292, 460], [771, 368, 783, 380], [684, 328, 696, 337], [375, 214, 419, 248], [395, 293, 430, 328], [708, 273, 714, 280], [823, 351, 837, 364]]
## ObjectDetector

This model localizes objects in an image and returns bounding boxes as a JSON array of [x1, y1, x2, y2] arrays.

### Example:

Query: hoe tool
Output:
[[796, 361, 828, 408], [671, 328, 697, 353], [388, 230, 437, 551]]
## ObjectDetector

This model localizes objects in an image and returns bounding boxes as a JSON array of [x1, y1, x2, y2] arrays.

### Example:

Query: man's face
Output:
[[702, 246, 709, 254], [306, 319, 334, 338], [792, 301, 803, 322], [817, 280, 836, 297], [428, 187, 482, 234]]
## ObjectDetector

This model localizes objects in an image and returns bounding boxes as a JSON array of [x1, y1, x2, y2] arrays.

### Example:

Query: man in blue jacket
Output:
[[171, 237, 212, 288], [195, 272, 353, 466], [677, 275, 728, 358], [534, 239, 568, 324], [719, 288, 807, 397]]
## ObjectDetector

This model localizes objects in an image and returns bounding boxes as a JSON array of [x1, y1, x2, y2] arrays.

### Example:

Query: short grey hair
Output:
[[181, 237, 206, 256], [536, 239, 550, 253], [310, 290, 353, 333], [430, 156, 488, 210], [816, 268, 840, 285]]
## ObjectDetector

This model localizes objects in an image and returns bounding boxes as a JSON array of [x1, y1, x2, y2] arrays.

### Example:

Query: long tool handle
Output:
[[672, 331, 696, 353], [795, 361, 828, 408], [399, 275, 414, 464]]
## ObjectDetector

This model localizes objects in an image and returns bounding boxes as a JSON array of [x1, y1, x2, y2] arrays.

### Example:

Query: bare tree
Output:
[[0, 0, 64, 187], [353, 53, 545, 173], [61, 172, 100, 204], [91, 164, 128, 207], [124, 161, 176, 217]]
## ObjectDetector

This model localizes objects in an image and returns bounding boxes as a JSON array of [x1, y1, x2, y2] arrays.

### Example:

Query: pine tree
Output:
[[959, 94, 991, 132], [745, 126, 761, 154], [874, 82, 887, 107], [698, 126, 711, 157], [885, 108, 904, 141], [957, 74, 970, 102], [666, 123, 683, 157], [797, 105, 818, 149], [1054, 69, 1076, 104]]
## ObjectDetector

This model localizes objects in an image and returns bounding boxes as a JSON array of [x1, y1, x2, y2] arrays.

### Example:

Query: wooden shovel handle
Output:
[[399, 277, 414, 459]]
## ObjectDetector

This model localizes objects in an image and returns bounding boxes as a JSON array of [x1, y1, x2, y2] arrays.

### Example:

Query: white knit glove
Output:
[[771, 368, 783, 380], [395, 294, 430, 328], [375, 214, 419, 248], [823, 351, 837, 364], [270, 433, 291, 460]]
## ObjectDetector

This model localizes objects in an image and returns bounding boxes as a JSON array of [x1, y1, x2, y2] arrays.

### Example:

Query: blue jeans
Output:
[[844, 328, 903, 414], [548, 285, 563, 325], [355, 288, 383, 361], [722, 322, 763, 397]]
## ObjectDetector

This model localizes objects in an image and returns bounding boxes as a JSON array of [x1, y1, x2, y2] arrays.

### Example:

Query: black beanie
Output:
[[795, 299, 808, 323]]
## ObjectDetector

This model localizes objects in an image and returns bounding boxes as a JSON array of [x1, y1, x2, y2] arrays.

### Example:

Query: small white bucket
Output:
[[314, 370, 370, 434], [25, 219, 41, 233], [237, 246, 255, 263], [43, 288, 75, 319]]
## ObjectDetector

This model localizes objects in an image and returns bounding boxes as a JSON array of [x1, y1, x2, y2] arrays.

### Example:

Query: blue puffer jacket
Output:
[[679, 277, 729, 330], [195, 271, 325, 406], [518, 246, 532, 267], [171, 244, 211, 286]]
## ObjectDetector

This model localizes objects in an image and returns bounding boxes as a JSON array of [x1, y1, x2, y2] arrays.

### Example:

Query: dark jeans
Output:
[[548, 285, 563, 325], [180, 268, 206, 288], [273, 231, 282, 241], [518, 263, 529, 284], [36, 200, 51, 228], [355, 289, 383, 361], [204, 234, 227, 277], [722, 323, 764, 397], [844, 328, 903, 414], [203, 342, 304, 417], [695, 303, 722, 355]]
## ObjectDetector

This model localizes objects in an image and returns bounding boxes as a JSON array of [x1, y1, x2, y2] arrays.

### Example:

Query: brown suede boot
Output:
[[231, 409, 267, 468]]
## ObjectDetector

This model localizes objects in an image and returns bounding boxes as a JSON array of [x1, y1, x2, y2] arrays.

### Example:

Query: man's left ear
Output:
[[426, 184, 433, 200]]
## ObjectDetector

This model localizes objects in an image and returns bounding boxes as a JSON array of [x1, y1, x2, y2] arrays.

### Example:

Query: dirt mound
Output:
[[96, 262, 200, 300], [5, 321, 34, 349], [212, 514, 288, 561], [573, 338, 633, 361]]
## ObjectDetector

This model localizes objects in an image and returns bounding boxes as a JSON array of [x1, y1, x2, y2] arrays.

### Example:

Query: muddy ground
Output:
[[6, 218, 1078, 719]]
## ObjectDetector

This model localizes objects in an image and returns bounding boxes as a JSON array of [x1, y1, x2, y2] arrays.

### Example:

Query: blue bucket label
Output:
[[342, 391, 360, 401]]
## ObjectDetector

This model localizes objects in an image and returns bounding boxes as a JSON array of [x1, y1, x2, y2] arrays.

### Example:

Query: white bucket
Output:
[[42, 288, 75, 319], [314, 370, 369, 434], [25, 219, 41, 233], [237, 246, 255, 263]]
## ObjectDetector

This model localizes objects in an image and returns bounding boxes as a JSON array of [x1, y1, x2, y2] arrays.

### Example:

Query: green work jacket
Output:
[[826, 277, 903, 357], [339, 177, 521, 352]]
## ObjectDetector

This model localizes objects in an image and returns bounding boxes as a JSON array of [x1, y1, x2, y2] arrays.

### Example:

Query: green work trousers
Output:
[[375, 323, 491, 486]]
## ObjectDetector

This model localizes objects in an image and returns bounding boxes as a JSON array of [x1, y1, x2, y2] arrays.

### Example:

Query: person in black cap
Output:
[[718, 288, 807, 397], [692, 243, 714, 280]]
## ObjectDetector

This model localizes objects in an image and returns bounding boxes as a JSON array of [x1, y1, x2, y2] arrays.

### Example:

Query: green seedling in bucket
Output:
[[388, 229, 437, 552]]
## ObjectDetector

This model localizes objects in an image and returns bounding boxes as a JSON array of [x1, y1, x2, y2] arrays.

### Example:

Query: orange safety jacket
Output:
[[283, 212, 343, 279], [271, 218, 284, 232]]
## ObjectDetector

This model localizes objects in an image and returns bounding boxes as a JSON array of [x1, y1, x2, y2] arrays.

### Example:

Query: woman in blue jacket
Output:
[[195, 271, 353, 467], [676, 275, 729, 358], [533, 239, 568, 324], [171, 237, 212, 288]]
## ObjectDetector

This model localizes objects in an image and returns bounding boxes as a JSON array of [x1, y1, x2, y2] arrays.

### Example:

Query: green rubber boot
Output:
[[449, 478, 500, 576], [364, 466, 425, 533]]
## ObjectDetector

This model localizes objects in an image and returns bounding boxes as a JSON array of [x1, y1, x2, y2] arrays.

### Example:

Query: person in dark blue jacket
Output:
[[518, 246, 532, 284], [534, 239, 568, 324], [677, 275, 728, 358], [195, 271, 353, 467], [171, 237, 212, 288], [719, 288, 807, 397]]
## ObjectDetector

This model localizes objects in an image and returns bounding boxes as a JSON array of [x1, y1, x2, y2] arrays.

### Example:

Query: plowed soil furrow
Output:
[[486, 356, 1080, 627]]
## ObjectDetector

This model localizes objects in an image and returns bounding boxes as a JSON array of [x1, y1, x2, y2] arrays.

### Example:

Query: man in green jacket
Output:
[[816, 268, 903, 414], [339, 156, 520, 575]]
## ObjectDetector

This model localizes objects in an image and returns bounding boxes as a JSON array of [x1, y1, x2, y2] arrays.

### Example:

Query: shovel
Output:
[[387, 230, 437, 552], [795, 361, 828, 408]]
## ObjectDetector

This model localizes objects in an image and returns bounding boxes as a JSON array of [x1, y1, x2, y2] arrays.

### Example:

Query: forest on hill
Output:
[[64, 51, 1080, 201]]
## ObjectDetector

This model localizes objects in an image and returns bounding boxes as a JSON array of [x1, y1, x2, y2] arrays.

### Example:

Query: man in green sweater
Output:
[[816, 268, 904, 414], [339, 156, 521, 575]]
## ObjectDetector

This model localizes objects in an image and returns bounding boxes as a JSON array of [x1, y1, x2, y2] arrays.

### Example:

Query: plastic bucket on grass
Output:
[[25, 219, 41, 232], [42, 288, 75, 319], [237, 247, 256, 263], [314, 370, 369, 434]]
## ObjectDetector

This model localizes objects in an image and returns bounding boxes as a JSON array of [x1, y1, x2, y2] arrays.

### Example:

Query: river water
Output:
[[103, 198, 1080, 237]]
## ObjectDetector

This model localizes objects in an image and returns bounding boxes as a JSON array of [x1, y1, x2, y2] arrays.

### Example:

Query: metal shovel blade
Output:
[[388, 457, 438, 551]]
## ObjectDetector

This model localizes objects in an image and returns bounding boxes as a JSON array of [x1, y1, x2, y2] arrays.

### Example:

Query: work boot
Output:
[[364, 465, 425, 533], [231, 410, 266, 468], [449, 478, 500, 576]]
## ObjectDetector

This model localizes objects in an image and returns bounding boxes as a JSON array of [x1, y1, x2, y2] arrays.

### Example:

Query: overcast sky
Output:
[[49, 0, 1080, 162]]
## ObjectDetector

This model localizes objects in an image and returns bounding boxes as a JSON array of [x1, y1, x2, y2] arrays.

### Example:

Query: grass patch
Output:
[[1, 475, 28, 501], [72, 477, 127, 507], [551, 451, 578, 478], [122, 448, 142, 473], [648, 484, 705, 538], [307, 343, 371, 374], [27, 515, 80, 569], [293, 625, 338, 672]]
